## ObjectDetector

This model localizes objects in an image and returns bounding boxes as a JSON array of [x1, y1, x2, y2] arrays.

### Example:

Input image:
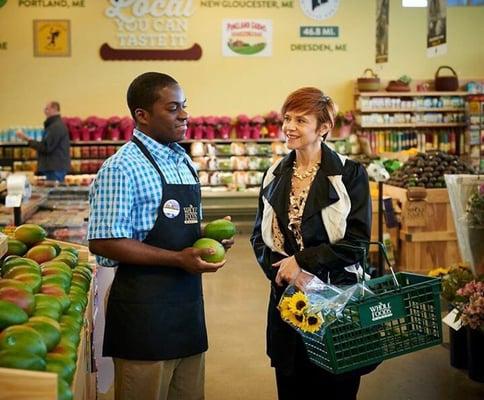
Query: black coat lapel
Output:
[[260, 152, 295, 230]]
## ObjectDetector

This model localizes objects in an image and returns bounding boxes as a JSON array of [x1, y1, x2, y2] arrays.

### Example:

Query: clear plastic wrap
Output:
[[445, 174, 483, 277], [278, 274, 375, 338]]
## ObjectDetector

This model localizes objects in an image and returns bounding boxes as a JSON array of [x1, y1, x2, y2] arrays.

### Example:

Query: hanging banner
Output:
[[427, 0, 447, 57], [376, 0, 389, 64]]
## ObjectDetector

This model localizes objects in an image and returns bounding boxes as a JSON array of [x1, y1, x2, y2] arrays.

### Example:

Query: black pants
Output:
[[275, 359, 361, 400]]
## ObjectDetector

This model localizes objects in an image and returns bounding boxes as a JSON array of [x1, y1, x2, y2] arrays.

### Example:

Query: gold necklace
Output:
[[292, 160, 320, 180]]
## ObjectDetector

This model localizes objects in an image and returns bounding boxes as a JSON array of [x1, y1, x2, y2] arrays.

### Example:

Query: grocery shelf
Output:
[[356, 91, 469, 97], [183, 138, 283, 143], [359, 123, 467, 128], [358, 107, 465, 113]]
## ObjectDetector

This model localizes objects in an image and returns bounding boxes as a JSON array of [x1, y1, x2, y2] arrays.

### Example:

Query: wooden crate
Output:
[[0, 241, 96, 400], [370, 198, 399, 258], [383, 184, 461, 274]]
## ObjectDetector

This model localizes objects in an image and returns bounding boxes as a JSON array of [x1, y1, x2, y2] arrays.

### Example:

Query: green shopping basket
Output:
[[301, 243, 443, 374]]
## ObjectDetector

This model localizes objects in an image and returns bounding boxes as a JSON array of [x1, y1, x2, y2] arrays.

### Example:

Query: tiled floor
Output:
[[98, 234, 484, 399]]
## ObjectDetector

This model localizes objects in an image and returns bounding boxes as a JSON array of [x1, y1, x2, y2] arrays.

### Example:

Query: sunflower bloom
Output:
[[287, 292, 309, 315], [287, 312, 306, 329], [428, 267, 449, 277], [300, 313, 324, 333]]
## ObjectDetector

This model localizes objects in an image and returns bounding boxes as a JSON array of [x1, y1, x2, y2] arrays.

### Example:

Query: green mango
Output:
[[41, 261, 72, 275], [46, 353, 76, 384], [14, 224, 46, 246], [0, 325, 47, 358], [2, 258, 41, 276], [41, 274, 71, 292], [60, 247, 79, 258], [14, 273, 42, 293], [0, 299, 28, 330], [35, 240, 61, 256], [60, 314, 83, 331], [6, 239, 28, 257], [0, 286, 35, 315], [33, 306, 61, 321], [40, 285, 71, 313], [60, 326, 81, 347], [50, 340, 78, 362], [26, 245, 57, 264], [3, 264, 41, 279], [34, 293, 63, 314], [58, 378, 74, 400], [0, 278, 33, 293], [0, 349, 46, 371], [26, 316, 61, 351]]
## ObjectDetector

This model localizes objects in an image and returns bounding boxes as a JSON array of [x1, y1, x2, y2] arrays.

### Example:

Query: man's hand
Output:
[[177, 247, 226, 274], [221, 215, 235, 251], [272, 256, 301, 286], [16, 130, 29, 142]]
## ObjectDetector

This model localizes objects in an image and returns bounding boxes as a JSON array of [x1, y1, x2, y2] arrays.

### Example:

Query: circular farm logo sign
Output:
[[299, 0, 340, 21], [223, 19, 272, 57]]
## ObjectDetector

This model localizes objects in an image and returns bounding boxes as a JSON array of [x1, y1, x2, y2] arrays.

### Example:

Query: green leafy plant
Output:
[[438, 265, 474, 303], [466, 183, 484, 227], [334, 111, 355, 129]]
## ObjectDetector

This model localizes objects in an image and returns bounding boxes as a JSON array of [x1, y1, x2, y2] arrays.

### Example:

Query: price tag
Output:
[[5, 194, 22, 208], [442, 308, 462, 331]]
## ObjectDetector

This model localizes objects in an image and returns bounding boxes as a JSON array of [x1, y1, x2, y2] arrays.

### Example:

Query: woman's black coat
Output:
[[250, 143, 372, 373]]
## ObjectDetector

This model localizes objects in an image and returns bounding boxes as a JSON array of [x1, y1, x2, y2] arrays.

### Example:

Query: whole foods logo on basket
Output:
[[222, 19, 272, 57], [359, 295, 406, 328], [369, 301, 393, 321], [299, 0, 340, 21]]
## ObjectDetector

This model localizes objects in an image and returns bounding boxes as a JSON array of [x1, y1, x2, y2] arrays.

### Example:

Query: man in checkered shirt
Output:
[[88, 72, 234, 400]]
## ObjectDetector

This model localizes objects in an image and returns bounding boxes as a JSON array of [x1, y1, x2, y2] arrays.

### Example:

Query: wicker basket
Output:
[[435, 66, 459, 91]]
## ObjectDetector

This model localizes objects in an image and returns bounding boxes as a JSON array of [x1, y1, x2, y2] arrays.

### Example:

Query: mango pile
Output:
[[0, 223, 93, 400], [193, 219, 236, 263]]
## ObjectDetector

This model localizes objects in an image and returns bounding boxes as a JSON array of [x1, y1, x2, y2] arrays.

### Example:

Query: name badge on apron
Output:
[[163, 199, 181, 219]]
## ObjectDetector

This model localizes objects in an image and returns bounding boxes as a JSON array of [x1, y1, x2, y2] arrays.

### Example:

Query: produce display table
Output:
[[0, 240, 96, 400]]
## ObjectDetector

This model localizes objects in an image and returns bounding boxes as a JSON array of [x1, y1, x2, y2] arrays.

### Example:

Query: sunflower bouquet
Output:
[[278, 275, 375, 337]]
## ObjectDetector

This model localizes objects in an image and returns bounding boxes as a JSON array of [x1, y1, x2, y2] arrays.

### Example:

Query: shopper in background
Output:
[[250, 87, 373, 400], [88, 72, 233, 400], [16, 101, 70, 182]]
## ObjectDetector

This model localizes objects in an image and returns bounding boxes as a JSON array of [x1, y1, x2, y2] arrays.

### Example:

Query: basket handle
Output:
[[435, 65, 457, 79], [362, 68, 377, 78], [332, 241, 399, 287]]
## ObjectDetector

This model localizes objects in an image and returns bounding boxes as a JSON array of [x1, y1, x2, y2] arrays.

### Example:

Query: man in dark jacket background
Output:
[[16, 101, 70, 182]]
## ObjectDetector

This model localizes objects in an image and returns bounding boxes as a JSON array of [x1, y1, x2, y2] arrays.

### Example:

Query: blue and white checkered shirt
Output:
[[87, 129, 198, 267]]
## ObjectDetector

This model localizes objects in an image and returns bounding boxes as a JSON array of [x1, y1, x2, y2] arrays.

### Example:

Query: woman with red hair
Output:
[[251, 87, 374, 399]]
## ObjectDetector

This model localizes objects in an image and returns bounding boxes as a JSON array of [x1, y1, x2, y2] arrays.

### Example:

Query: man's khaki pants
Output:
[[113, 353, 205, 400]]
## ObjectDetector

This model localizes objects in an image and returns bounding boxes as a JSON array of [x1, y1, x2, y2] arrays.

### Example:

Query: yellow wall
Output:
[[0, 0, 483, 127]]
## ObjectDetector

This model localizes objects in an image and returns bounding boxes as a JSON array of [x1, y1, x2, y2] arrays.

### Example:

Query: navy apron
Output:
[[103, 136, 207, 360]]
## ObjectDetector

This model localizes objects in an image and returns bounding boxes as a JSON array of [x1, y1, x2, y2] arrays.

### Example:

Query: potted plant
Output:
[[332, 110, 354, 139], [466, 183, 484, 277], [429, 264, 474, 368], [454, 279, 484, 382]]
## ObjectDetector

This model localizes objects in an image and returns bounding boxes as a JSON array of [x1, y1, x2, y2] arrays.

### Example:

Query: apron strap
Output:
[[131, 136, 166, 183], [131, 136, 199, 183]]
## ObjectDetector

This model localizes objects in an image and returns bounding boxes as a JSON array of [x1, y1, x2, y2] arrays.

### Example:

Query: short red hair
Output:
[[281, 87, 338, 130]]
